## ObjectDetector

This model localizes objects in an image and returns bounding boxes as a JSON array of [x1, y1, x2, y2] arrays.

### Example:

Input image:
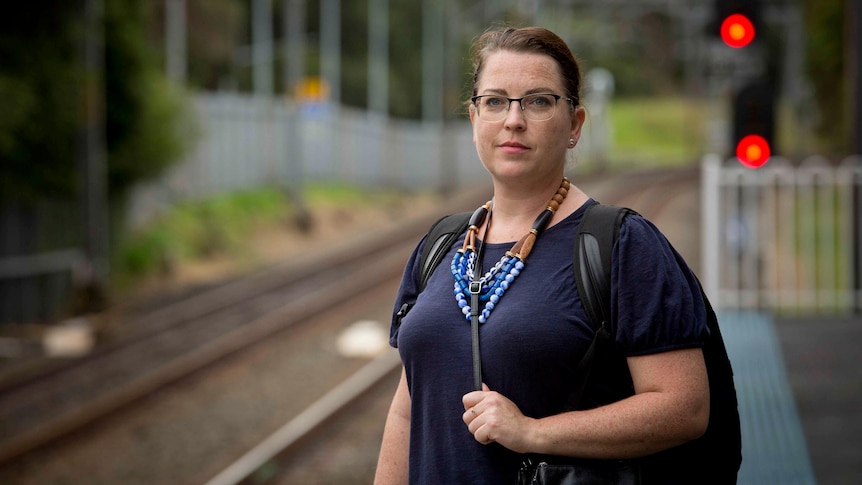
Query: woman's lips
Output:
[[499, 141, 528, 154]]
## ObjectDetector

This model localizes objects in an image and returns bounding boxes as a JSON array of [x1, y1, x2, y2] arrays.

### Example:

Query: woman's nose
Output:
[[503, 100, 527, 128]]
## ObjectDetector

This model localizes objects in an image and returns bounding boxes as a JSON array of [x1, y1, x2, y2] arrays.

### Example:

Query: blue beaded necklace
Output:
[[451, 177, 570, 323]]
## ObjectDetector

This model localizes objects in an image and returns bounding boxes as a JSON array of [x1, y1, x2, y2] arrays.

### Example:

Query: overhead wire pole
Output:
[[165, 0, 187, 84], [321, 0, 341, 106], [252, 0, 277, 218], [321, 0, 341, 179], [368, 0, 392, 186], [285, 0, 305, 91], [853, 0, 862, 313], [252, 0, 274, 96], [422, 0, 444, 123], [440, 0, 462, 194], [284, 0, 310, 231], [79, 0, 109, 311], [368, 0, 388, 116], [422, 0, 446, 192]]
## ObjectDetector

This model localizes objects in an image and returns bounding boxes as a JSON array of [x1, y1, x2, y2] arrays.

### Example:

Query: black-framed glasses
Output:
[[471, 93, 573, 122]]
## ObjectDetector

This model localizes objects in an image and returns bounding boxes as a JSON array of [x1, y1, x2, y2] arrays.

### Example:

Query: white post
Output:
[[702, 154, 722, 306]]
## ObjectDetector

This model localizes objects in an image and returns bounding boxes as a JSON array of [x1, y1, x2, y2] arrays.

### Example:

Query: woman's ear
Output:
[[569, 105, 586, 146], [469, 104, 478, 145]]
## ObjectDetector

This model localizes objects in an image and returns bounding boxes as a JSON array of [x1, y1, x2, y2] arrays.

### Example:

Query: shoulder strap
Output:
[[572, 203, 635, 332], [567, 202, 635, 409], [396, 212, 471, 327], [419, 212, 471, 291]]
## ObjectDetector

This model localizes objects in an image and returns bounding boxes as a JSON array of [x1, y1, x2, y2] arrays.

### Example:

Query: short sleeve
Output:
[[388, 236, 426, 348], [610, 215, 709, 356]]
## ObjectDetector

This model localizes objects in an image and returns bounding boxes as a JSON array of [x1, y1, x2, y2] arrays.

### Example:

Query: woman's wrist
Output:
[[523, 414, 567, 455]]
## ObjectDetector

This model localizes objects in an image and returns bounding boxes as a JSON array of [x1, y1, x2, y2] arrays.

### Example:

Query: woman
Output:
[[374, 26, 710, 484]]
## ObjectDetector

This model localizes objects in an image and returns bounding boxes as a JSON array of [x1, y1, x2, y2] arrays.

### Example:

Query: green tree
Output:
[[0, 2, 83, 202], [104, 0, 192, 198], [0, 0, 191, 204], [804, 0, 848, 153]]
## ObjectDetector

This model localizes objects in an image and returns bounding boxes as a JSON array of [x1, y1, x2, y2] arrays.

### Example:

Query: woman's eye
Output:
[[529, 96, 551, 106]]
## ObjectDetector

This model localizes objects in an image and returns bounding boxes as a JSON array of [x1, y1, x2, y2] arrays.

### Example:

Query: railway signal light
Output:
[[720, 13, 755, 48], [712, 0, 762, 48], [736, 135, 770, 168], [711, 0, 772, 167], [733, 81, 774, 169]]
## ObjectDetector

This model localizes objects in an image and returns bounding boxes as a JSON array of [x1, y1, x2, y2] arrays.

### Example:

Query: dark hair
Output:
[[469, 27, 582, 106]]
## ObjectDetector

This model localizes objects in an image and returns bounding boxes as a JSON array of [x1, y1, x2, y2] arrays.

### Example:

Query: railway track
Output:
[[0, 166, 701, 485], [0, 186, 493, 465]]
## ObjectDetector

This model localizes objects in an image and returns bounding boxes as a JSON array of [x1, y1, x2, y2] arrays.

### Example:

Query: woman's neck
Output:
[[482, 178, 589, 243]]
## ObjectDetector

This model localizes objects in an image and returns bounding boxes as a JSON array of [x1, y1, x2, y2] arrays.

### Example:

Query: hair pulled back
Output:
[[469, 27, 582, 106]]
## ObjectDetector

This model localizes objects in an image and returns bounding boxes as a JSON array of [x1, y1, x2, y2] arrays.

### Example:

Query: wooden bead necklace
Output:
[[451, 177, 571, 323]]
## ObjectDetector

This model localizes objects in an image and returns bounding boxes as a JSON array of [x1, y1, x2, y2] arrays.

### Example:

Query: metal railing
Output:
[[702, 154, 862, 314], [125, 93, 484, 229], [0, 199, 83, 326]]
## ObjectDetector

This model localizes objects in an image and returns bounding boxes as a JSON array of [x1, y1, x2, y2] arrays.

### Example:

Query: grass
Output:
[[603, 96, 710, 168], [113, 187, 290, 288], [303, 182, 405, 206], [111, 183, 425, 291]]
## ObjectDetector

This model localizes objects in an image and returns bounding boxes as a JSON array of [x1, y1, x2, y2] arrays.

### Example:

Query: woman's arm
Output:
[[463, 347, 709, 459], [374, 368, 411, 485]]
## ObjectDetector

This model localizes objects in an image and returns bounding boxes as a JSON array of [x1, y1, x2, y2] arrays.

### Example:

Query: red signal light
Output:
[[720, 13, 755, 48], [736, 134, 770, 168]]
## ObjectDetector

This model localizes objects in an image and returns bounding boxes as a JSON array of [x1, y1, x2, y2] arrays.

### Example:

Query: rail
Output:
[[0, 186, 492, 465]]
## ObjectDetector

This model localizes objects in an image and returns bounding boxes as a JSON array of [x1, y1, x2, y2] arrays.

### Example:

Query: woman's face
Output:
[[470, 50, 584, 185]]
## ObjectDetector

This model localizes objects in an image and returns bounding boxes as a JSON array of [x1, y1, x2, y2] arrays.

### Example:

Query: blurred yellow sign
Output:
[[293, 77, 330, 101]]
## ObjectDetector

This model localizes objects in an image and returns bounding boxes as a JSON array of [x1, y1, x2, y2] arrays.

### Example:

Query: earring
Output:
[[568, 138, 575, 147]]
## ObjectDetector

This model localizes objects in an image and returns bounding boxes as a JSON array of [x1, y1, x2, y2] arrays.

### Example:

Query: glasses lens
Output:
[[477, 96, 508, 121], [475, 95, 559, 121], [522, 94, 557, 121]]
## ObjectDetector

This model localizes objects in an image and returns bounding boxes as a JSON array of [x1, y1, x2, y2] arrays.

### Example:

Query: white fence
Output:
[[126, 93, 485, 228], [701, 154, 862, 314]]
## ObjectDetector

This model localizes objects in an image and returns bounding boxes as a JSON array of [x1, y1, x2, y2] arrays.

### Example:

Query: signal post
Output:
[[709, 0, 774, 169]]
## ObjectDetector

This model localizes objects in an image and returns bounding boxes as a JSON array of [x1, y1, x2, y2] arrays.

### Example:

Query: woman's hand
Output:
[[462, 383, 537, 453]]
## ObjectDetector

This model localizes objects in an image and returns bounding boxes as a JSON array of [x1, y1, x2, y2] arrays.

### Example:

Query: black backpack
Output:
[[413, 202, 742, 483]]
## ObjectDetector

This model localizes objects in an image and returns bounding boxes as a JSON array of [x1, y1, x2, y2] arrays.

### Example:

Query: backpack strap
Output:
[[395, 212, 471, 326], [572, 203, 635, 332], [567, 202, 636, 409], [419, 212, 471, 291]]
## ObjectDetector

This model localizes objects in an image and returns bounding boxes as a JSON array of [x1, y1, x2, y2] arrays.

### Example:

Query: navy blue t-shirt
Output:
[[389, 200, 708, 484]]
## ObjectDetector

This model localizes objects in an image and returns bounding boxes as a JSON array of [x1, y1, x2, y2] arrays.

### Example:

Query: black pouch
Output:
[[517, 456, 641, 485]]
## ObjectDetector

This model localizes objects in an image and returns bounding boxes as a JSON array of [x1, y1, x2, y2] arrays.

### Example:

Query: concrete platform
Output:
[[774, 315, 862, 485], [721, 312, 816, 484], [720, 311, 861, 485]]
